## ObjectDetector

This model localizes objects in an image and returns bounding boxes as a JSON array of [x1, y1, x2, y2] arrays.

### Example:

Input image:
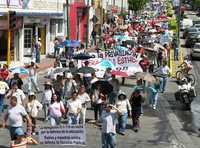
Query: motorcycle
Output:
[[175, 77, 196, 108]]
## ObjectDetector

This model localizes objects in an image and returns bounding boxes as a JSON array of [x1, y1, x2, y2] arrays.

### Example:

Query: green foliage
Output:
[[128, 0, 148, 13], [169, 18, 178, 32], [167, 0, 173, 17], [195, 0, 200, 8]]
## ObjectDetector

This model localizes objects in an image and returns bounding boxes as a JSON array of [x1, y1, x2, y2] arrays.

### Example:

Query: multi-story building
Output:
[[0, 0, 94, 67]]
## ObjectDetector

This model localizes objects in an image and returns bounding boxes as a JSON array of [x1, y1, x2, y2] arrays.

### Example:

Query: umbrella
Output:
[[143, 73, 156, 82], [125, 40, 136, 46], [9, 67, 29, 78], [135, 72, 146, 79], [92, 80, 113, 94], [61, 40, 80, 47], [53, 68, 69, 74], [111, 70, 128, 78], [115, 46, 129, 51], [97, 60, 116, 70], [77, 67, 96, 74], [73, 53, 94, 60]]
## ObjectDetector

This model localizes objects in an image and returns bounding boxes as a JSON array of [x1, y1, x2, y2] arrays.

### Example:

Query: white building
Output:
[[0, 0, 66, 67]]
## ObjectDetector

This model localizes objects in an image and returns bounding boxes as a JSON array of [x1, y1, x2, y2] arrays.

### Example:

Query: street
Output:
[[0, 71, 178, 148]]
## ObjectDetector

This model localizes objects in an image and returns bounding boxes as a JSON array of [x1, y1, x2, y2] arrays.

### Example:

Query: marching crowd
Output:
[[0, 0, 173, 147]]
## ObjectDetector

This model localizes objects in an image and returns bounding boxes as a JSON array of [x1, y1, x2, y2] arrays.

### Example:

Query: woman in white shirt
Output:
[[42, 82, 54, 121], [77, 85, 90, 124], [26, 92, 42, 135], [116, 91, 131, 135], [66, 92, 82, 125], [49, 94, 65, 126]]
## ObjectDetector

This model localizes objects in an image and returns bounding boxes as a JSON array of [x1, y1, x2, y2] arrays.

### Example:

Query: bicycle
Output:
[[175, 62, 195, 85]]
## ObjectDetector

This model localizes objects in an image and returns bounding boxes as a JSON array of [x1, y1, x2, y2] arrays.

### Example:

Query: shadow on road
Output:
[[0, 145, 9, 148]]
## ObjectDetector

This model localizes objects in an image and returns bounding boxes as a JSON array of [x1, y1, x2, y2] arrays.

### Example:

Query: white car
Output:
[[191, 43, 200, 60]]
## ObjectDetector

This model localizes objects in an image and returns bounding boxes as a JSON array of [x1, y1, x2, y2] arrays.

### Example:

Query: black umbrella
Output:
[[125, 40, 136, 46], [73, 53, 94, 60], [77, 67, 96, 74], [92, 80, 113, 94]]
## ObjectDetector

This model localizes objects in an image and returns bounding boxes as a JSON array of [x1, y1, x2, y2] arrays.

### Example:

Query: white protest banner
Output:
[[38, 125, 86, 146]]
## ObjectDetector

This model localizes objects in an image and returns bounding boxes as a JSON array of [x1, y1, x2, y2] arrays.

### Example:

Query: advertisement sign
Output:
[[38, 125, 86, 146]]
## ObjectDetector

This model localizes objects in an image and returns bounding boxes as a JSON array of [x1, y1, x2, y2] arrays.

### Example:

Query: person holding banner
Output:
[[49, 94, 65, 126], [66, 92, 82, 125], [101, 104, 122, 148]]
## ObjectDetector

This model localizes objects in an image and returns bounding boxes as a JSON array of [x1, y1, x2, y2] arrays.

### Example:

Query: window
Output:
[[57, 19, 63, 33], [24, 28, 32, 48], [24, 28, 32, 56]]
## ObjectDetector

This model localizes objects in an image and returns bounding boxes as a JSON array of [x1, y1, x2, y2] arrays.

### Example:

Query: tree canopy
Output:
[[128, 0, 148, 13]]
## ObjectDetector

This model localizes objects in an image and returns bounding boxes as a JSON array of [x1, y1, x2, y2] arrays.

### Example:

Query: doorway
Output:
[[38, 27, 46, 55]]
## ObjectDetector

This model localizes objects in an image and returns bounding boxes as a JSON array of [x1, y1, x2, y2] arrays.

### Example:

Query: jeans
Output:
[[160, 77, 167, 92], [101, 133, 116, 148], [0, 94, 4, 113], [9, 127, 24, 140], [80, 107, 87, 124], [50, 116, 61, 126], [68, 113, 79, 125], [54, 47, 60, 58], [93, 103, 103, 121], [28, 76, 39, 93], [43, 103, 50, 120], [174, 48, 179, 61], [118, 113, 128, 134]]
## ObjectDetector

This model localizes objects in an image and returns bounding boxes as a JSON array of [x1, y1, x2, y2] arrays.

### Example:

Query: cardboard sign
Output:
[[38, 125, 86, 146]]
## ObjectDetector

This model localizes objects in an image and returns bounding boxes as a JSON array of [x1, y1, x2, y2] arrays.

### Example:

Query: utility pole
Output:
[[7, 3, 11, 66], [85, 0, 90, 49], [66, 0, 70, 39], [121, 0, 124, 14]]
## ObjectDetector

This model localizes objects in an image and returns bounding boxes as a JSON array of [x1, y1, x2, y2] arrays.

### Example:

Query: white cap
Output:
[[65, 73, 73, 79], [29, 92, 36, 96]]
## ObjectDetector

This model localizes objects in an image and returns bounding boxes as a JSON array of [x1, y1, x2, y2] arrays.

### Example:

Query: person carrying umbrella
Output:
[[129, 89, 144, 132], [82, 61, 93, 93]]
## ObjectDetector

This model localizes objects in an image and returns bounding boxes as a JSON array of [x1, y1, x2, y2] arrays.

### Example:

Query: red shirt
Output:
[[0, 69, 9, 80]]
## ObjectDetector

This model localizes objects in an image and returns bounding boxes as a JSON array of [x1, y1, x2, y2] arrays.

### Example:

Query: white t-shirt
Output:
[[77, 93, 90, 107], [161, 65, 169, 75], [49, 101, 64, 118], [0, 81, 9, 95], [116, 99, 131, 114], [42, 89, 54, 104], [27, 100, 43, 117], [6, 89, 26, 105], [8, 104, 27, 127], [101, 111, 118, 134], [67, 99, 82, 114]]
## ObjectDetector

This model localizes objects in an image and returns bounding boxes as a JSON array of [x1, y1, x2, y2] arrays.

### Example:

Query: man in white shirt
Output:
[[0, 77, 9, 113], [3, 96, 31, 140], [6, 83, 26, 106], [66, 92, 82, 124], [101, 104, 121, 148]]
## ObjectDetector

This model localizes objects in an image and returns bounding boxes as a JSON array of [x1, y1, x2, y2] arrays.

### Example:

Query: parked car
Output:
[[185, 35, 200, 48], [183, 27, 200, 39], [180, 19, 193, 31], [191, 43, 200, 60]]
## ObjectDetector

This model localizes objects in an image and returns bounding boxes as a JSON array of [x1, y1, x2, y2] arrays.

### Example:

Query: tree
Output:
[[128, 0, 148, 14], [194, 0, 200, 8]]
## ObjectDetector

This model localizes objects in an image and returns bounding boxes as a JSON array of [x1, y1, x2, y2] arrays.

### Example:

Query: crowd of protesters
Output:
[[0, 0, 174, 147]]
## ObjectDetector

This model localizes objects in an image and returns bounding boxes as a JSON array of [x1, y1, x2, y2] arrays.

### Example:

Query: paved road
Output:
[[0, 70, 179, 148]]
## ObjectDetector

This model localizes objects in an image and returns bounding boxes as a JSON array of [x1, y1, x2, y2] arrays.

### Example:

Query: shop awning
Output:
[[0, 8, 63, 17]]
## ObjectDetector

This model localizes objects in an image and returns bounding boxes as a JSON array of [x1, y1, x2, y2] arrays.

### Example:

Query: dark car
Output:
[[185, 35, 200, 48]]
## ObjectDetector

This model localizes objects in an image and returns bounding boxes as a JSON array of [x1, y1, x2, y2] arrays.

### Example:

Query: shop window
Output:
[[24, 28, 32, 56]]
